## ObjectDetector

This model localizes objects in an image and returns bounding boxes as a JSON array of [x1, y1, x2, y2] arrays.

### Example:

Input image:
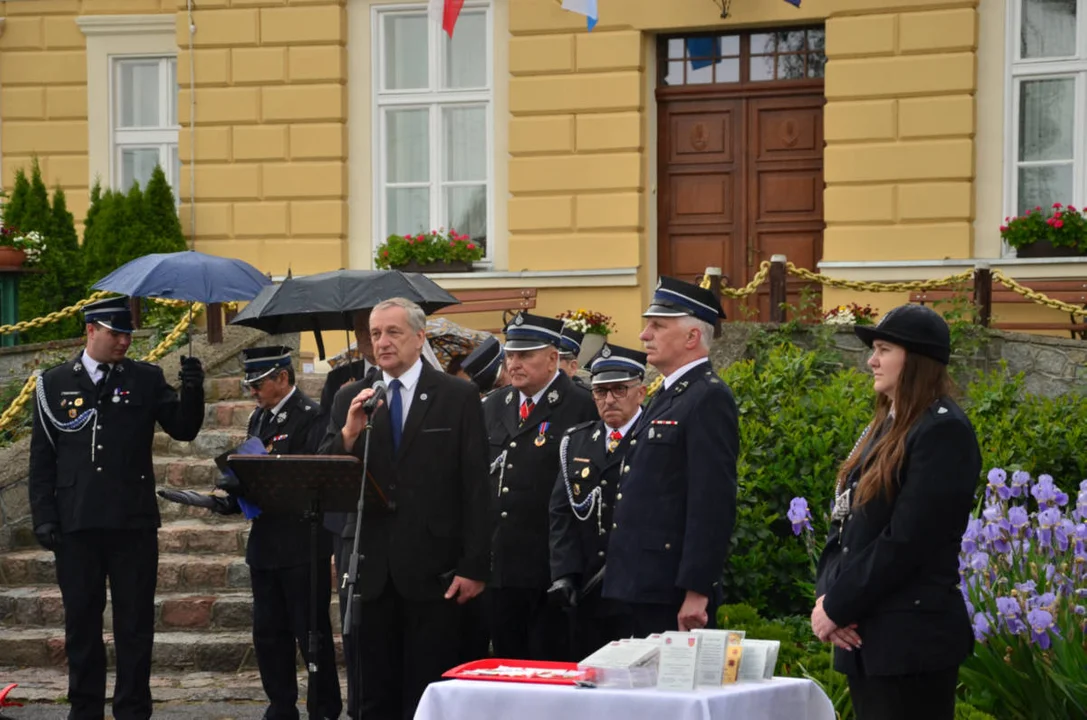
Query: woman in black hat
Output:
[[811, 304, 981, 720]]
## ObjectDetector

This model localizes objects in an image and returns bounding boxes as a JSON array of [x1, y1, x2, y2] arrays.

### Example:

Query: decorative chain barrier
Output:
[[783, 262, 974, 293], [699, 261, 773, 298], [991, 269, 1087, 319], [0, 291, 112, 336], [0, 375, 39, 433], [142, 303, 204, 363]]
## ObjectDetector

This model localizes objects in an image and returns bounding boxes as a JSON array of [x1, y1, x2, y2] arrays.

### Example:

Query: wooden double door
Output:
[[657, 31, 826, 321]]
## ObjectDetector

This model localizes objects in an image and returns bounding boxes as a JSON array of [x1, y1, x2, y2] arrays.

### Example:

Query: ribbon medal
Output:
[[535, 422, 550, 447]]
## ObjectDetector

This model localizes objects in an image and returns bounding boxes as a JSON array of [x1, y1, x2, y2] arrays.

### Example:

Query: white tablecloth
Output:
[[414, 678, 836, 720]]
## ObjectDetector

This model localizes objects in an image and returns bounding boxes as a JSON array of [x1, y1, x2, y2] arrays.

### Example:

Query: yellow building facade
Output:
[[0, 0, 1083, 354]]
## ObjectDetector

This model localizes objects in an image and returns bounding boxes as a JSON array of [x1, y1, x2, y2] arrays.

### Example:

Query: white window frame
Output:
[[111, 55, 180, 196], [371, 1, 495, 266], [1004, 0, 1087, 256]]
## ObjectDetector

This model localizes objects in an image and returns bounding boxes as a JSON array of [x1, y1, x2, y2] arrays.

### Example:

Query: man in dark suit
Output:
[[549, 343, 646, 658], [28, 296, 205, 720], [319, 297, 491, 720], [239, 347, 341, 720], [484, 312, 597, 661], [603, 277, 739, 635]]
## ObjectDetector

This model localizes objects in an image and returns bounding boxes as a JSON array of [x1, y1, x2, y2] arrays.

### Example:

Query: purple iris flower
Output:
[[972, 612, 992, 641], [1037, 508, 1061, 548], [1010, 470, 1031, 497], [987, 468, 1011, 500], [962, 518, 983, 554], [787, 497, 813, 536], [1033, 475, 1058, 509], [1008, 506, 1030, 536], [969, 552, 989, 572], [1026, 608, 1056, 649], [1015, 580, 1037, 594], [1029, 592, 1056, 609]]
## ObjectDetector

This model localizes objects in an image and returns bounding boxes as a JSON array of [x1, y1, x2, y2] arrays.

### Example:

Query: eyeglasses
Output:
[[591, 384, 637, 400]]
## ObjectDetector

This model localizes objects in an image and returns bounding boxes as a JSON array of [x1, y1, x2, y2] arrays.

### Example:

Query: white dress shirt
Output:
[[604, 407, 643, 450], [80, 350, 112, 384], [383, 357, 424, 430]]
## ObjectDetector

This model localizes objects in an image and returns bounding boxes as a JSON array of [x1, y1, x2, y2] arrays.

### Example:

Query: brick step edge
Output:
[[1, 551, 257, 591], [0, 629, 344, 671], [1, 588, 343, 633]]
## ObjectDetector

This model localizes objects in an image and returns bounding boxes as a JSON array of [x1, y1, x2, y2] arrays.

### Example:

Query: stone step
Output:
[[0, 628, 344, 671], [0, 587, 343, 633], [0, 551, 252, 591], [0, 665, 349, 704], [154, 429, 250, 458], [155, 456, 224, 490], [158, 519, 249, 555], [203, 374, 326, 404], [203, 400, 259, 430]]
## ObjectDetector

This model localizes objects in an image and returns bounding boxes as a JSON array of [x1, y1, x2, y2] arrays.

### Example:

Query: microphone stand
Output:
[[340, 400, 379, 718]]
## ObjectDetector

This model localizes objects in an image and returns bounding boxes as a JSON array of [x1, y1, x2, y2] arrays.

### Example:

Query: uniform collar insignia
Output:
[[548, 389, 560, 405], [116, 364, 125, 373], [505, 391, 514, 405], [592, 428, 601, 441], [675, 380, 689, 394], [276, 411, 287, 424], [73, 362, 83, 373]]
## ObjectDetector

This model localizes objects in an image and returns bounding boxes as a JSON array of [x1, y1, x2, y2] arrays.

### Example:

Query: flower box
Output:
[[396, 260, 473, 274], [375, 230, 484, 271], [1001, 204, 1087, 258], [0, 247, 27, 268]]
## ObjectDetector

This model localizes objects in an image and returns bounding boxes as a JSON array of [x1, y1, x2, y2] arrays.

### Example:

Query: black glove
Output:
[[216, 473, 241, 496], [157, 489, 237, 515], [179, 355, 205, 389], [34, 523, 62, 552], [547, 575, 579, 609]]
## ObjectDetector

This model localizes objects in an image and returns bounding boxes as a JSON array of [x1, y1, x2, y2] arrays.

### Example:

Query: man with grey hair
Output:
[[602, 276, 740, 636], [320, 297, 491, 720]]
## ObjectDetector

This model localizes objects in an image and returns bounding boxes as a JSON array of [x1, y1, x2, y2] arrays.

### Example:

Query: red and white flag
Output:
[[431, 0, 465, 37]]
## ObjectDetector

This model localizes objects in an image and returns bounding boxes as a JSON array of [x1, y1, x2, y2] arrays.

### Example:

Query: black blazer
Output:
[[602, 362, 739, 606], [815, 396, 981, 677], [241, 387, 329, 569], [29, 354, 204, 533], [318, 361, 491, 602], [483, 372, 598, 589], [548, 417, 632, 590]]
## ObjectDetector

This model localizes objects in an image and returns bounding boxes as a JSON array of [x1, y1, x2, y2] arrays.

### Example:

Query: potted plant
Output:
[[0, 226, 46, 268], [556, 308, 615, 364], [1000, 203, 1087, 258], [822, 302, 878, 326], [374, 228, 484, 273]]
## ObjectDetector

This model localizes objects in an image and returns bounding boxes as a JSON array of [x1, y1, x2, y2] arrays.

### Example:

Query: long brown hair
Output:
[[837, 350, 952, 507]]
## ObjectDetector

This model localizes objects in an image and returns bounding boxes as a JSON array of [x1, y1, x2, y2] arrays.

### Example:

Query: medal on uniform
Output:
[[68, 409, 77, 418], [74, 397, 83, 407], [581, 466, 590, 478], [573, 483, 581, 496], [535, 421, 550, 447]]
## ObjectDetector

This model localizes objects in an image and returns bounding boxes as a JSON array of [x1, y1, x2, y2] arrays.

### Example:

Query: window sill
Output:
[[270, 267, 641, 289], [817, 256, 1087, 281]]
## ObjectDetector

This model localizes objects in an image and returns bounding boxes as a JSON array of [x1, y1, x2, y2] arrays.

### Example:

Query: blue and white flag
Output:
[[561, 0, 598, 31]]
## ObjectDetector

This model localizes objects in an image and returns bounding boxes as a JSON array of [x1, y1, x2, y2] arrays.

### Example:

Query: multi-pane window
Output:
[[375, 3, 492, 261], [112, 56, 179, 194], [1008, 0, 1083, 220], [662, 29, 825, 87]]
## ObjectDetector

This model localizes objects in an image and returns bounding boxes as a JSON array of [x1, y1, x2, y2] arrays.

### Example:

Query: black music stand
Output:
[[226, 454, 362, 720]]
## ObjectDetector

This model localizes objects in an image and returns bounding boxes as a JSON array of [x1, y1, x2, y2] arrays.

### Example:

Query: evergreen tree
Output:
[[4, 169, 30, 230], [21, 158, 52, 234], [143, 166, 186, 252]]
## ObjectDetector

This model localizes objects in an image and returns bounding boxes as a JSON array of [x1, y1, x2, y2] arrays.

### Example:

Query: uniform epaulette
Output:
[[566, 419, 597, 435]]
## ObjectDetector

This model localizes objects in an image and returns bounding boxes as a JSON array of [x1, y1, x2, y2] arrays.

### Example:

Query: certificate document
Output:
[[655, 632, 700, 691]]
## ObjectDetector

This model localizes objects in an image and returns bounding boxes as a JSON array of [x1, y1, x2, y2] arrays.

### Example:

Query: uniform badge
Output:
[[505, 391, 514, 405], [514, 314, 524, 326], [592, 429, 601, 441], [581, 467, 590, 479], [276, 412, 287, 424], [60, 399, 67, 408], [68, 409, 77, 419], [648, 428, 655, 439], [601, 345, 612, 358], [420, 393, 428, 401], [73, 362, 83, 372], [74, 397, 83, 407], [573, 483, 581, 496], [547, 390, 559, 404]]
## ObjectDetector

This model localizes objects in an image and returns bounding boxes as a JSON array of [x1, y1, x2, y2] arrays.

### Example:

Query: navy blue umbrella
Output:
[[93, 250, 270, 303], [93, 250, 271, 354]]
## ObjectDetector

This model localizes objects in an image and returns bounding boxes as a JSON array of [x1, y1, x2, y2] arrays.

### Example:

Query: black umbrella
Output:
[[229, 269, 460, 359]]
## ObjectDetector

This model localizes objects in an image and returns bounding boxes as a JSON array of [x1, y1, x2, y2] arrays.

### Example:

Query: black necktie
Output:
[[258, 409, 273, 436], [96, 364, 112, 399]]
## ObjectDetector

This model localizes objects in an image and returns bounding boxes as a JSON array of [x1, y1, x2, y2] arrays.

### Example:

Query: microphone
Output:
[[363, 380, 388, 414]]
